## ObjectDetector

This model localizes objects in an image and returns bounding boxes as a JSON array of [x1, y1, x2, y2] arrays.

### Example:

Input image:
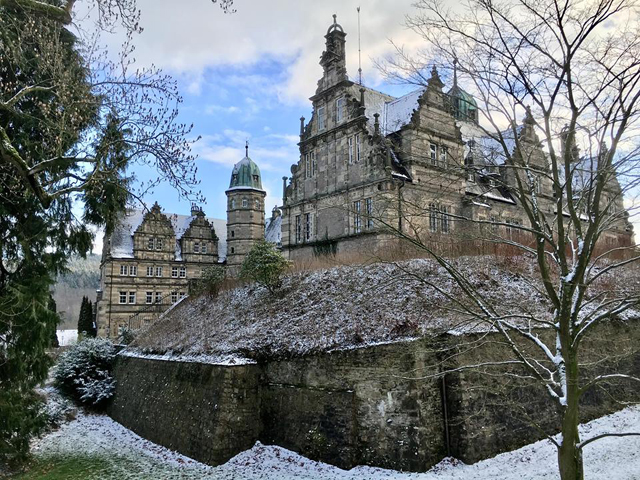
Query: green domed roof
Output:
[[448, 84, 479, 122], [228, 155, 264, 191]]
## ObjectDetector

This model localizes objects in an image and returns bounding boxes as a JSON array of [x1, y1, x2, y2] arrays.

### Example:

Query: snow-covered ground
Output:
[[31, 406, 640, 479], [56, 329, 77, 346]]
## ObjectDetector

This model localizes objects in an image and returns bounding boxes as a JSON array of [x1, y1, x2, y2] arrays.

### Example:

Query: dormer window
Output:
[[253, 175, 259, 184], [194, 242, 200, 253], [201, 243, 208, 254], [147, 238, 154, 250], [232, 174, 238, 183], [155, 238, 162, 250]]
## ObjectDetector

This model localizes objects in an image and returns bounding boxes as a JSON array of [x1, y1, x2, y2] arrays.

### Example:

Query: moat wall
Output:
[[108, 318, 639, 471]]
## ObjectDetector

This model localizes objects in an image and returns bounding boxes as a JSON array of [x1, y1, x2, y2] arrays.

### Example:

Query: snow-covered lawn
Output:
[[25, 406, 640, 479]]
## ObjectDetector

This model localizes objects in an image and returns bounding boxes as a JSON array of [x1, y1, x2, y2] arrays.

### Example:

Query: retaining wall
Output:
[[108, 318, 639, 471]]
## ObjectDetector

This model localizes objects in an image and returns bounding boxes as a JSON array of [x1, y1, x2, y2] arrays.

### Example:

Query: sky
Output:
[[79, 0, 422, 232]]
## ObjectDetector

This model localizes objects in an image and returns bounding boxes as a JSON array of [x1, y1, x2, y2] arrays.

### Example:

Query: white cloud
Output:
[[77, 0, 420, 105], [205, 104, 240, 114]]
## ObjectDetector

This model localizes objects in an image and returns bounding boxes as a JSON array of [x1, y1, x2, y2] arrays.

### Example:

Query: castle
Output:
[[95, 15, 632, 338]]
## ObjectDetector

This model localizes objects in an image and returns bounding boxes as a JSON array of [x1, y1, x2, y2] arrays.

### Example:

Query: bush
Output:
[[53, 338, 116, 408], [240, 241, 291, 294], [189, 265, 226, 297]]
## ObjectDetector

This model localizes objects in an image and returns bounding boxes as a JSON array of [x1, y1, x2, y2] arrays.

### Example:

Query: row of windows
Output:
[[119, 265, 187, 278], [118, 291, 186, 305], [230, 198, 261, 209], [145, 237, 211, 254], [303, 133, 362, 179], [316, 97, 347, 132]]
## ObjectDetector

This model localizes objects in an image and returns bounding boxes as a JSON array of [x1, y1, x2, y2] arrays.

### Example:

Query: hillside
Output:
[[53, 254, 101, 329], [128, 256, 637, 363]]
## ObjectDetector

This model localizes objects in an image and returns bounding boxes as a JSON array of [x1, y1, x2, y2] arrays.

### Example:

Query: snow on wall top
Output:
[[105, 209, 227, 261]]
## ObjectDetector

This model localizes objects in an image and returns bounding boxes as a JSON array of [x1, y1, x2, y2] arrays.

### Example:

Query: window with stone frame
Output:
[[336, 97, 345, 123], [305, 213, 312, 241], [146, 292, 153, 304], [295, 215, 302, 243], [201, 242, 208, 254], [155, 292, 162, 303], [179, 266, 186, 278], [430, 143, 437, 166], [533, 174, 542, 195], [353, 200, 362, 234], [119, 291, 127, 304], [128, 291, 136, 304], [155, 238, 162, 250], [311, 151, 317, 176], [147, 237, 154, 249], [120, 265, 128, 276], [180, 292, 186, 299], [194, 242, 200, 253], [348, 136, 354, 164], [318, 106, 326, 131], [490, 215, 499, 233], [129, 265, 137, 276], [440, 205, 450, 233], [440, 146, 448, 167], [366, 198, 374, 229], [171, 291, 178, 304], [355, 134, 361, 163], [231, 198, 236, 209], [242, 198, 248, 208], [171, 266, 178, 278], [155, 266, 163, 277], [429, 203, 438, 232], [146, 266, 154, 277]]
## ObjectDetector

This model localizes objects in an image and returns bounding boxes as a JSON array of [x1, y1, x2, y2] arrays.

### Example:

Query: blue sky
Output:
[[82, 0, 420, 229]]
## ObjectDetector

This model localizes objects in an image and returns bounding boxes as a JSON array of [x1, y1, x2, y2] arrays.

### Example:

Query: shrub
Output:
[[240, 241, 291, 294], [189, 265, 226, 297], [53, 338, 116, 408]]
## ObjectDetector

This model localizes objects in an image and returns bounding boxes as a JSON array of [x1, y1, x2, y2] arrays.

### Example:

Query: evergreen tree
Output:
[[77, 296, 88, 337], [48, 296, 60, 348]]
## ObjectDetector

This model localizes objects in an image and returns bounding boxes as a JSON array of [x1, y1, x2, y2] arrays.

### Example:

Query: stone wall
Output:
[[109, 318, 639, 472], [109, 356, 262, 465]]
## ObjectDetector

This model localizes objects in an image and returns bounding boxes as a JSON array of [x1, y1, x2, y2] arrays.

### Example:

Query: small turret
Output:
[[226, 143, 266, 273]]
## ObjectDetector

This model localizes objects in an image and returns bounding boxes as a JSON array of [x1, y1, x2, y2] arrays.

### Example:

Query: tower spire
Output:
[[357, 6, 362, 85], [245, 140, 249, 158]]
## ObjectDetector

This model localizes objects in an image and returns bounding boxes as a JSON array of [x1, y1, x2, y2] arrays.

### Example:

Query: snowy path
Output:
[[32, 406, 640, 479]]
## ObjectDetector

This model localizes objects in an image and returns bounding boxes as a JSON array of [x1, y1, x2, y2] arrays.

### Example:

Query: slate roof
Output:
[[104, 209, 227, 262]]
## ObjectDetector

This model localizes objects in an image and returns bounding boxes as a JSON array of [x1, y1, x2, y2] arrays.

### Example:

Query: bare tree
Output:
[[372, 0, 640, 478]]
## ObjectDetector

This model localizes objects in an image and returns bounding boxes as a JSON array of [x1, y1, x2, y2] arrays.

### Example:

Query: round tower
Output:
[[226, 143, 266, 273]]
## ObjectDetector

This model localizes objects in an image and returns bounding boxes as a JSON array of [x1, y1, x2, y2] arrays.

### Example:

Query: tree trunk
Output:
[[558, 352, 584, 480]]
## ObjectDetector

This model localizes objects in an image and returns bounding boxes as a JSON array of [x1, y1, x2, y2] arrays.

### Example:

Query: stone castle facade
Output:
[[96, 15, 632, 338]]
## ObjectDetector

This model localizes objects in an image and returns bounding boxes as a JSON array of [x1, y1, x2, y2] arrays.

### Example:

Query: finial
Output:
[[452, 57, 458, 88], [374, 113, 380, 136], [524, 105, 534, 125], [333, 13, 337, 25], [245, 140, 249, 157]]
